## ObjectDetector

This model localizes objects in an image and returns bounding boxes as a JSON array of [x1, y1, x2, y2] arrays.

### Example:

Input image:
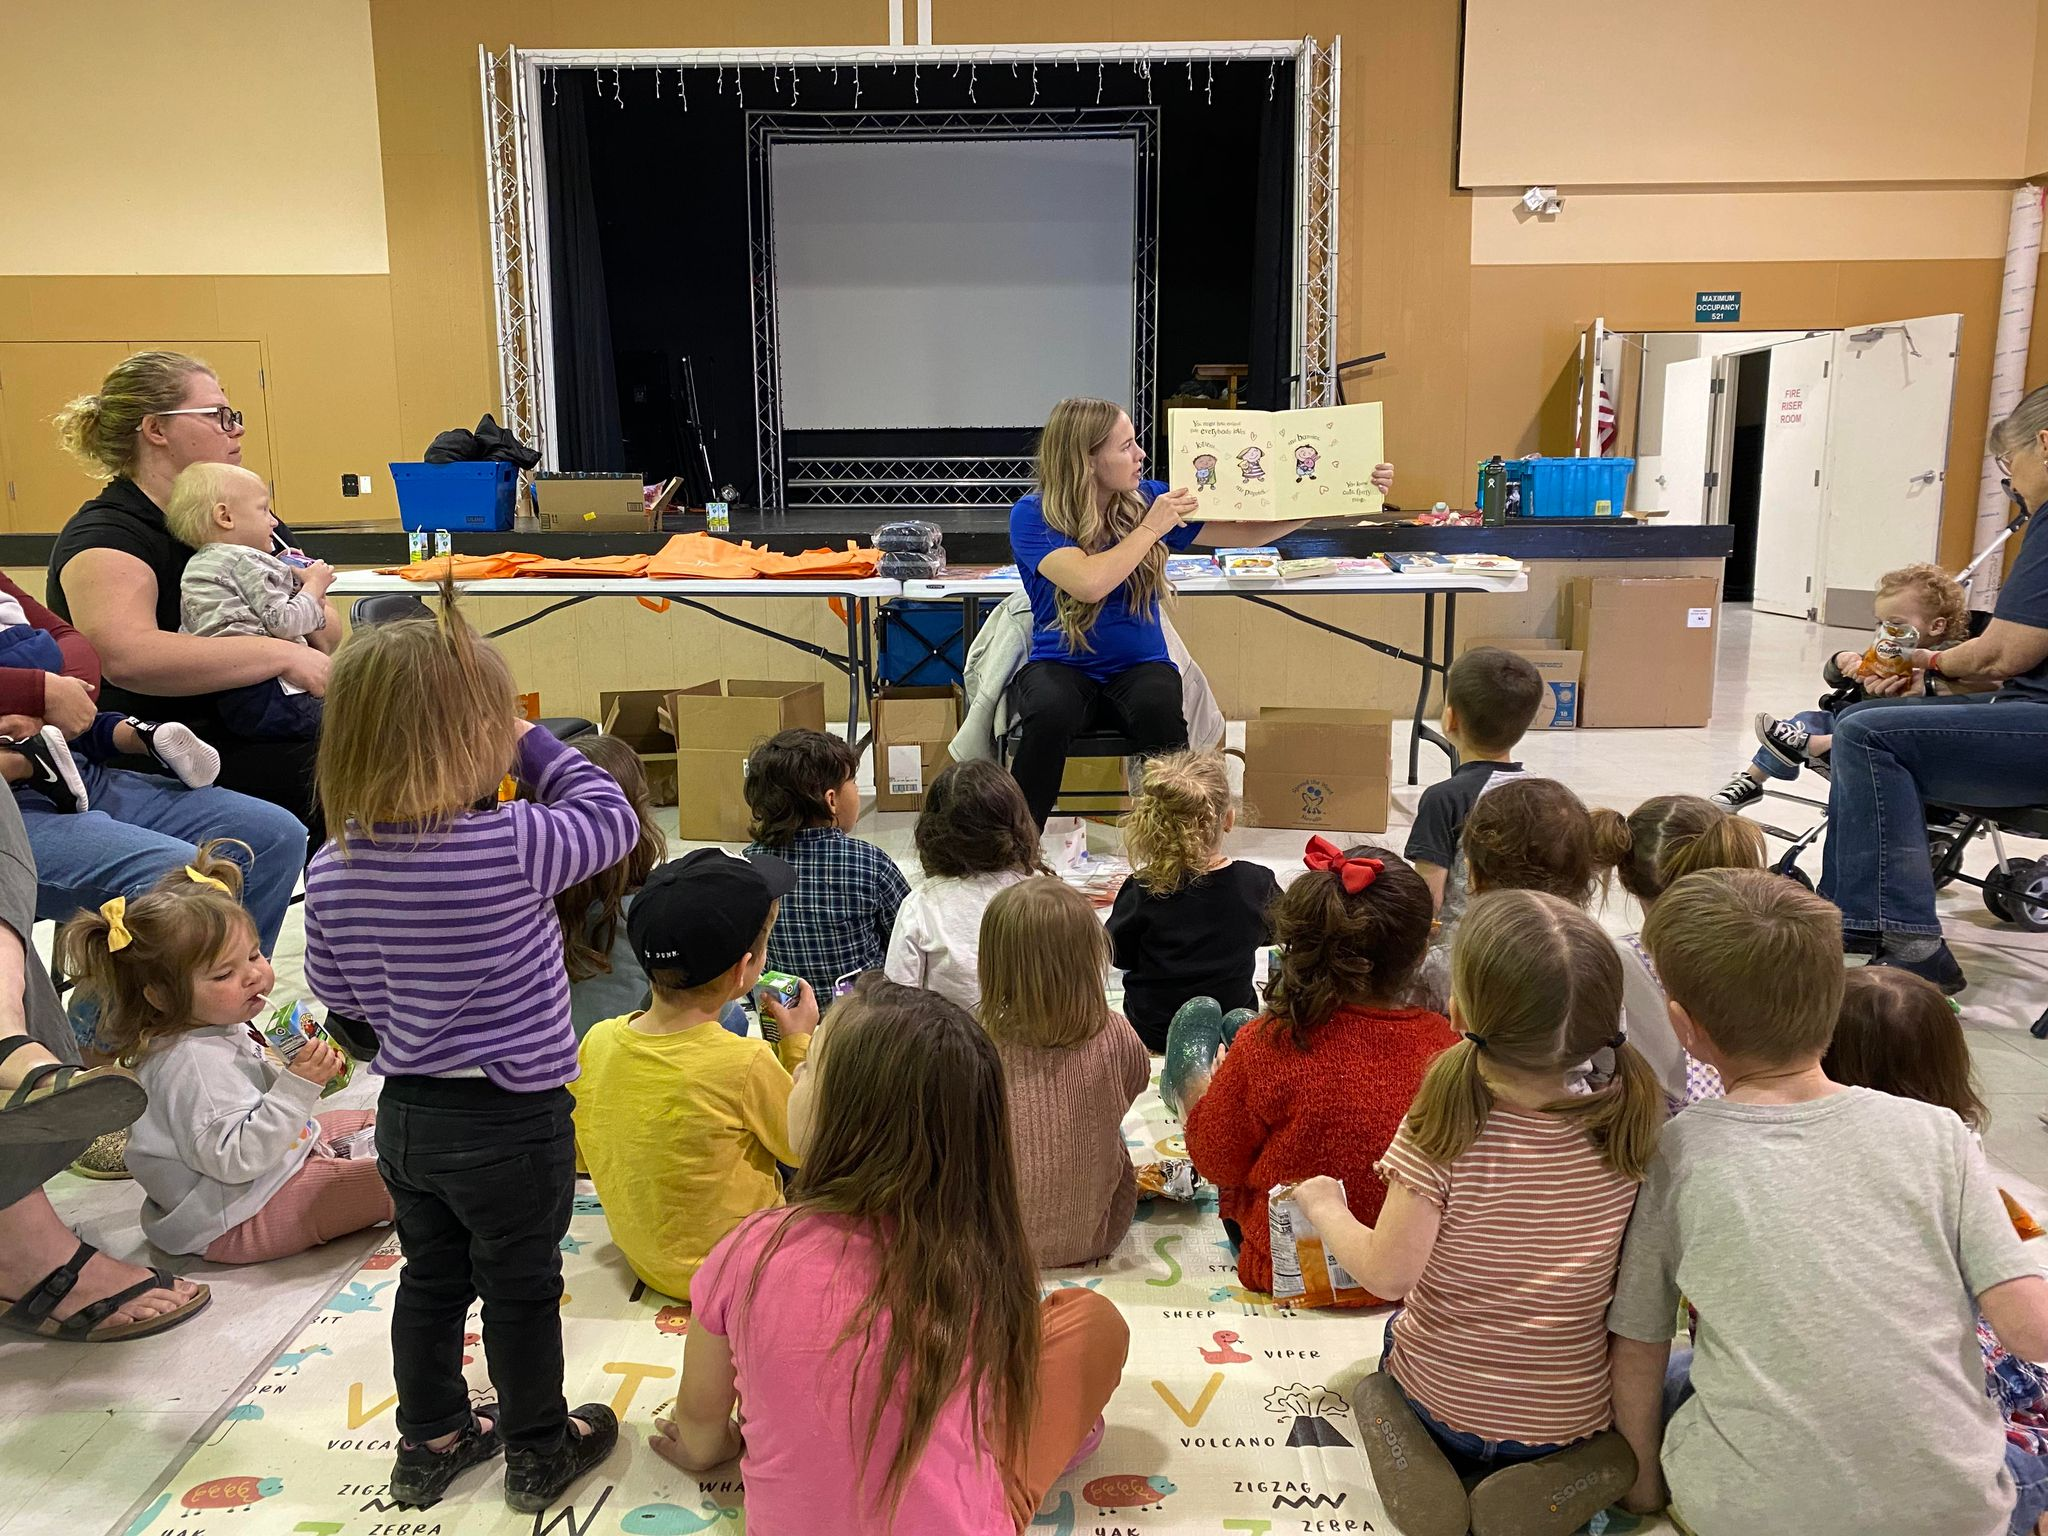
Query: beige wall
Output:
[[2032, 0, 2048, 176], [0, 1, 389, 275], [1460, 0, 2039, 187]]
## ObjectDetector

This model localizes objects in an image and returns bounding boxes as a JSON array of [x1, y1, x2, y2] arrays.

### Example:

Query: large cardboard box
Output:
[[670, 679, 828, 842], [1567, 577, 1719, 728], [1457, 636, 1583, 730], [533, 474, 648, 533], [598, 689, 680, 806], [871, 686, 962, 812], [1241, 707, 1392, 833]]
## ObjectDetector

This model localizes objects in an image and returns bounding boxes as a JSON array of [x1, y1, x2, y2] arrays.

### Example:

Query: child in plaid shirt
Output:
[[744, 729, 908, 995]]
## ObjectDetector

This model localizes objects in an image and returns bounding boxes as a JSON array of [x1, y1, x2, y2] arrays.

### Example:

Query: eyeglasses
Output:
[[146, 406, 244, 434], [1997, 454, 2013, 477]]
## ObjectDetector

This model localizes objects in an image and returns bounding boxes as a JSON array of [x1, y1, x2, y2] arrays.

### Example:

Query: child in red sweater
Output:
[[1183, 838, 1453, 1297]]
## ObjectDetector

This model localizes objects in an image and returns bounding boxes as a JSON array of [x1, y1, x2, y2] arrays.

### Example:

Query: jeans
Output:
[[1381, 1313, 1566, 1471], [2010, 1441, 2048, 1536], [1819, 695, 2048, 936], [1752, 708, 1835, 781], [19, 762, 306, 1037], [376, 1076, 577, 1454], [1008, 659, 1188, 827]]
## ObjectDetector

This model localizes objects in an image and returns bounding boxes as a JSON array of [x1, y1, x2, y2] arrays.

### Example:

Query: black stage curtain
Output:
[[551, 58, 1299, 500], [1245, 75, 1299, 411], [543, 85, 626, 470]]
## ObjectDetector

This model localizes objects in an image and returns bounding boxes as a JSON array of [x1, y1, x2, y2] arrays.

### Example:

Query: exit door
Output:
[[1749, 334, 1836, 620]]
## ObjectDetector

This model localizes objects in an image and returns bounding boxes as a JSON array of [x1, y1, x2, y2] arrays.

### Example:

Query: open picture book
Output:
[[1167, 400, 1386, 521]]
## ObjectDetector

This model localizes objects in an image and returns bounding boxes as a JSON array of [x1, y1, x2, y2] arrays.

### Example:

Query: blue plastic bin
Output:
[[390, 461, 517, 532], [1475, 457, 1635, 519]]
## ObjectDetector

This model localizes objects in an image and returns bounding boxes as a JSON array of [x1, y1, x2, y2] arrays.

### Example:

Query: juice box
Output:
[[264, 999, 354, 1099]]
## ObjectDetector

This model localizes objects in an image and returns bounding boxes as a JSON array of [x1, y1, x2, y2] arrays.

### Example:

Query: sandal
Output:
[[0, 1045, 146, 1150], [0, 1239, 211, 1342]]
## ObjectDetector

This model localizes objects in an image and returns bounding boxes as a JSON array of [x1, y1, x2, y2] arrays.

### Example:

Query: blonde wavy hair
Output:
[[1036, 397, 1168, 653], [165, 461, 257, 548], [1124, 750, 1232, 896], [1875, 562, 1968, 641], [317, 578, 519, 852], [53, 351, 215, 479]]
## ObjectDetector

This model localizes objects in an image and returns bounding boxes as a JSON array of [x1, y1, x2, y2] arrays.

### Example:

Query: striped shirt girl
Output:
[[1378, 1106, 1642, 1445], [304, 727, 640, 1092]]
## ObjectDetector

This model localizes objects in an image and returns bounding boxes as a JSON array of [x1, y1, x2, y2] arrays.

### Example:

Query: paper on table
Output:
[[1167, 401, 1385, 522]]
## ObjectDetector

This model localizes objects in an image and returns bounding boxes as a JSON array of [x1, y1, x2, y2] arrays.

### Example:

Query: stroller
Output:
[[1748, 500, 2048, 1026]]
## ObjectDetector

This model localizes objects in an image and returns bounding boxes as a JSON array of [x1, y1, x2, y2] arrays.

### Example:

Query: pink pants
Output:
[[1002, 1289, 1130, 1530], [204, 1110, 395, 1264]]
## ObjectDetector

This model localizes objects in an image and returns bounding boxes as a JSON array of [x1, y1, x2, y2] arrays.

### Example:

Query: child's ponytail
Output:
[[1267, 840, 1435, 1048], [1124, 750, 1233, 895], [1664, 810, 1766, 883], [1402, 1036, 1495, 1166], [1592, 794, 1763, 906], [56, 841, 258, 1063]]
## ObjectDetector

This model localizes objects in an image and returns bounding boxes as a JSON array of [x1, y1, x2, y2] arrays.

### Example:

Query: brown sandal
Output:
[[0, 1046, 146, 1151], [0, 1240, 211, 1342]]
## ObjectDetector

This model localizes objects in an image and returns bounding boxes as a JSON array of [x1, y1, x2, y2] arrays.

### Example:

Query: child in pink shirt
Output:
[[650, 976, 1132, 1534]]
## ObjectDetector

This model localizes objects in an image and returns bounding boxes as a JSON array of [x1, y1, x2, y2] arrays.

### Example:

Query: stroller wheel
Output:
[[1776, 861, 1814, 890], [2014, 860, 2048, 934], [1986, 869, 2019, 923]]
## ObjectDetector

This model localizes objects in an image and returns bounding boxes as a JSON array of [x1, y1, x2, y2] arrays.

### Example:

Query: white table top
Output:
[[332, 573, 904, 598], [902, 570, 1530, 598]]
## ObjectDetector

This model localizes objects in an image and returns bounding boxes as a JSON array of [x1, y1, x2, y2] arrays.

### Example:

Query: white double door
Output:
[[1657, 315, 1960, 623]]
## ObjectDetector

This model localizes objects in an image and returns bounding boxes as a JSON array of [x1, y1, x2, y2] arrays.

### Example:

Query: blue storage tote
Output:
[[390, 461, 517, 532], [1476, 457, 1635, 519], [878, 600, 968, 687]]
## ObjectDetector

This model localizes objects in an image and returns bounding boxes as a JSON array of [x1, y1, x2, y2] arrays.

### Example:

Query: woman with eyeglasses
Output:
[[1817, 380, 2048, 998], [46, 352, 332, 850]]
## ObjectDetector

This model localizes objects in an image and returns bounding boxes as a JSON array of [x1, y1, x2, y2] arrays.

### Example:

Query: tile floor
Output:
[[2, 602, 2043, 1535]]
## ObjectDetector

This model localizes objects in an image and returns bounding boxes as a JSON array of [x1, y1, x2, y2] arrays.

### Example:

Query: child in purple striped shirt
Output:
[[304, 591, 640, 1515]]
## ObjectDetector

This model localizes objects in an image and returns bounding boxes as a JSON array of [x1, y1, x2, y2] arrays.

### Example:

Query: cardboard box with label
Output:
[[1241, 707, 1392, 833], [1567, 577, 1719, 728], [871, 687, 962, 812], [1457, 636, 1583, 730], [670, 680, 828, 841], [533, 474, 648, 533], [598, 689, 681, 806]]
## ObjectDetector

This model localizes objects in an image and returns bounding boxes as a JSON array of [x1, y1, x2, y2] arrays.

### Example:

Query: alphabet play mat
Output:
[[115, 1077, 1670, 1536]]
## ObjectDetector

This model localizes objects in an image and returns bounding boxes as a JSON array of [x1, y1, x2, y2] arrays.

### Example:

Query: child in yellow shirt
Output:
[[570, 849, 816, 1300]]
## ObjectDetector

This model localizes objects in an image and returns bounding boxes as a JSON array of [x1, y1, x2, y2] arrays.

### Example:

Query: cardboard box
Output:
[[1241, 707, 1392, 833], [1057, 753, 1130, 814], [871, 687, 962, 812], [1457, 636, 1583, 730], [1567, 577, 1719, 728], [533, 474, 648, 533], [599, 688, 680, 806], [669, 679, 828, 842]]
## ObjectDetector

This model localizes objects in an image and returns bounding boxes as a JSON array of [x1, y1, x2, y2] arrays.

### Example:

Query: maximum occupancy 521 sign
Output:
[[1695, 291, 1742, 323]]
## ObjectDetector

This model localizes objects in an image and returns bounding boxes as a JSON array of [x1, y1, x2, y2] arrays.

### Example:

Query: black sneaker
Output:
[[389, 1404, 502, 1509], [1753, 712, 1814, 773], [1711, 771, 1763, 811], [504, 1403, 619, 1514], [1, 726, 87, 812], [1872, 940, 1967, 996], [127, 718, 219, 788]]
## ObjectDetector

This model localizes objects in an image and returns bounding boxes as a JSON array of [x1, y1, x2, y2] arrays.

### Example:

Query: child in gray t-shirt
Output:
[[166, 463, 333, 742], [1607, 870, 2047, 1536]]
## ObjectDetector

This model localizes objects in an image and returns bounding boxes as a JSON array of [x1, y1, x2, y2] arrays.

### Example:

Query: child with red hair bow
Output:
[[1179, 837, 1454, 1301]]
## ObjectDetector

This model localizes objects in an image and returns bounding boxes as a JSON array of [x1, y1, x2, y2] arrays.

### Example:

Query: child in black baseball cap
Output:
[[569, 848, 818, 1301]]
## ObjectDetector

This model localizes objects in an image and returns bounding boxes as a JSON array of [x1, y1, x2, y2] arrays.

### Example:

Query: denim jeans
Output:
[[1752, 708, 1835, 781], [1381, 1311, 1568, 1472], [1819, 694, 2048, 937], [376, 1076, 577, 1454], [2009, 1441, 2048, 1536]]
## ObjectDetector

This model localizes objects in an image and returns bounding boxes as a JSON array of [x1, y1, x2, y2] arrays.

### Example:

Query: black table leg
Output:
[[843, 595, 861, 741], [1409, 592, 1436, 785]]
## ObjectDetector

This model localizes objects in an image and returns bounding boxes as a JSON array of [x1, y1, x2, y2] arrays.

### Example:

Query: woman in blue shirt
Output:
[[1819, 382, 2048, 995], [1008, 396, 1391, 825]]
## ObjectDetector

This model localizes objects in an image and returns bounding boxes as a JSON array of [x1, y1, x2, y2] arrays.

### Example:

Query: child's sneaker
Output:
[[1710, 771, 1762, 810], [1467, 1429, 1636, 1536], [1753, 712, 1814, 772], [2, 726, 88, 812], [504, 1404, 618, 1514], [1355, 1371, 1468, 1536], [388, 1405, 501, 1509], [127, 718, 219, 789]]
